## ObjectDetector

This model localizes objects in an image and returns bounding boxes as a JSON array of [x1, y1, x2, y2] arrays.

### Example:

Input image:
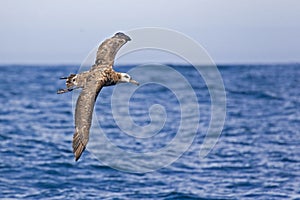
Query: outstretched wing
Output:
[[72, 74, 105, 161], [92, 32, 131, 70]]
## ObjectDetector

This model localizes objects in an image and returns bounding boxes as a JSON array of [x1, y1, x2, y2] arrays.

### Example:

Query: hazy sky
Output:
[[0, 0, 299, 64]]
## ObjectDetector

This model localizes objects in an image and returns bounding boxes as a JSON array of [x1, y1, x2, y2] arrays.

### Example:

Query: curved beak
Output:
[[129, 79, 139, 86]]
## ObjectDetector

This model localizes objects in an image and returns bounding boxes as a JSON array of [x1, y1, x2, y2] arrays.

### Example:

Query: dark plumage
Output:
[[57, 32, 139, 161]]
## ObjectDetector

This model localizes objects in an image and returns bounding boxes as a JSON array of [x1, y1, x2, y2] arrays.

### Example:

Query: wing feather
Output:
[[72, 74, 105, 161], [92, 32, 131, 70]]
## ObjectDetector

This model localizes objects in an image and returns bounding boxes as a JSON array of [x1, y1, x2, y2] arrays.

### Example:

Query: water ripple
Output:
[[0, 65, 300, 199]]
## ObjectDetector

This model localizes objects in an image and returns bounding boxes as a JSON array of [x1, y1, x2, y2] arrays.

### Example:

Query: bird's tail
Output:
[[57, 74, 78, 94], [64, 74, 77, 89]]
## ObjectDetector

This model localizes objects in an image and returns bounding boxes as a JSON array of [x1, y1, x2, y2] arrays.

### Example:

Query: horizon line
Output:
[[0, 61, 299, 67]]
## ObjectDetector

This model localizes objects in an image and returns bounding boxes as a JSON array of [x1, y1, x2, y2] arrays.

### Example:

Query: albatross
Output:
[[57, 32, 139, 161]]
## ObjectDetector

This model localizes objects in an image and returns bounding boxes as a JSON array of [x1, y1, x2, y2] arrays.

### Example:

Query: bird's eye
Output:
[[124, 75, 129, 79]]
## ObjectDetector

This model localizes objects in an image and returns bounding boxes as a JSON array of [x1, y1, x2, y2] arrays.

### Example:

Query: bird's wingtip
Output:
[[73, 144, 85, 162], [72, 130, 87, 162], [74, 155, 80, 162], [114, 32, 131, 41]]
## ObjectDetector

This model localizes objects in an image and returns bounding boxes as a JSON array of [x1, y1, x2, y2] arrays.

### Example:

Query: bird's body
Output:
[[57, 32, 139, 161]]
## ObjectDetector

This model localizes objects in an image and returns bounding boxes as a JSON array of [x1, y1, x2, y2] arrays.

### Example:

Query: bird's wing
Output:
[[91, 32, 131, 70], [72, 73, 105, 161]]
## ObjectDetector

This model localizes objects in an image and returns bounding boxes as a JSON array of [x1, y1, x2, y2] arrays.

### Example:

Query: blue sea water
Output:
[[0, 64, 300, 199]]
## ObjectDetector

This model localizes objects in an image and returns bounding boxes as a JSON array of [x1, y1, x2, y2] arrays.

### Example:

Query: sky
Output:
[[0, 0, 299, 65]]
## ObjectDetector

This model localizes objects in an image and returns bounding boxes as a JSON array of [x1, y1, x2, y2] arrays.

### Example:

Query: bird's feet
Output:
[[57, 88, 73, 94]]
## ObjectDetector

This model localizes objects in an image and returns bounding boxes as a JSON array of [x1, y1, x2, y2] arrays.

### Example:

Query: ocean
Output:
[[0, 64, 299, 199]]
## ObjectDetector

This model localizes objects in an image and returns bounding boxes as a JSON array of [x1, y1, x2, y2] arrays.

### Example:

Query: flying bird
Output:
[[57, 32, 139, 161]]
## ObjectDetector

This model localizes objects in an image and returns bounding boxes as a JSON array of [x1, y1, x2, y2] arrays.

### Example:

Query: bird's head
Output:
[[118, 73, 139, 85]]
